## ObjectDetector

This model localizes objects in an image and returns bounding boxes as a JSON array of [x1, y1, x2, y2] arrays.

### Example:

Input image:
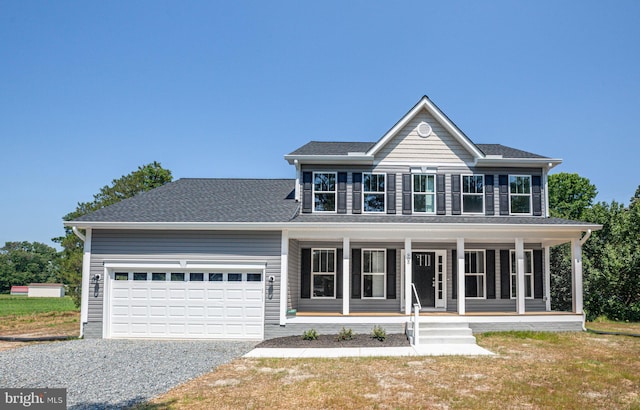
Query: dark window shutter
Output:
[[500, 250, 510, 299], [451, 174, 461, 215], [351, 248, 361, 298], [485, 175, 495, 216], [386, 249, 396, 299], [533, 249, 543, 298], [486, 250, 496, 299], [436, 174, 446, 215], [386, 173, 396, 214], [302, 172, 313, 213], [499, 175, 509, 215], [532, 175, 542, 216], [352, 173, 362, 214], [452, 249, 457, 300], [402, 174, 412, 215], [336, 248, 343, 299], [337, 172, 347, 214], [301, 248, 311, 298]]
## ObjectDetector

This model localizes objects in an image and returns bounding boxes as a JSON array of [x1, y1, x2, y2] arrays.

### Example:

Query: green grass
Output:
[[0, 295, 79, 317]]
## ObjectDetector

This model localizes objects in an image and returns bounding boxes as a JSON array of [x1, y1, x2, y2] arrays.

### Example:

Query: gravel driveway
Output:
[[0, 339, 257, 409]]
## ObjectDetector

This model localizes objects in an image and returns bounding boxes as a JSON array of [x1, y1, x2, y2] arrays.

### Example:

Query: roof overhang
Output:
[[475, 157, 563, 169], [284, 154, 374, 165]]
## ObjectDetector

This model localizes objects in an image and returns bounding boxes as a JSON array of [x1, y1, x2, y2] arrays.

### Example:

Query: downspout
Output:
[[580, 229, 592, 246], [294, 159, 300, 202], [72, 226, 91, 338], [543, 164, 550, 218]]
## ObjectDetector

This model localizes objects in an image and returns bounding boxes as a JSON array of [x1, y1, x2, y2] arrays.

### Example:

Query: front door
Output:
[[413, 252, 436, 308]]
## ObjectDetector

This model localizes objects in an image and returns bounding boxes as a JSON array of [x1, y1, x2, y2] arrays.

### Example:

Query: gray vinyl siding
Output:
[[86, 229, 281, 338]]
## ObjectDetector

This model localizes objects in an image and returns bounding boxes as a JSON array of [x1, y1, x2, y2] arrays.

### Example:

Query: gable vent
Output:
[[417, 121, 432, 137]]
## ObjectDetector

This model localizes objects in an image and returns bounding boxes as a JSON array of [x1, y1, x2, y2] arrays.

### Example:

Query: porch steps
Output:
[[412, 321, 477, 345]]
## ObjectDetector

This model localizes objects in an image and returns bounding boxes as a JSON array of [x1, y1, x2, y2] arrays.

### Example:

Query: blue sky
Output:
[[1, 1, 639, 248]]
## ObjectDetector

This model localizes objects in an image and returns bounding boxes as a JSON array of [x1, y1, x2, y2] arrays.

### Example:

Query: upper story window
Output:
[[362, 249, 386, 298], [413, 174, 435, 213], [312, 248, 336, 298], [363, 173, 385, 213], [313, 172, 336, 212], [462, 175, 484, 214], [510, 249, 533, 299], [509, 175, 532, 214]]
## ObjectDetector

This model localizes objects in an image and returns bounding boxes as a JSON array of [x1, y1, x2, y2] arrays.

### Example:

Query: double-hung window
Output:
[[362, 249, 386, 298], [311, 248, 336, 298], [462, 175, 484, 214], [413, 174, 435, 213], [509, 175, 532, 214], [510, 250, 533, 299], [363, 173, 385, 212], [464, 250, 485, 298], [313, 172, 336, 212]]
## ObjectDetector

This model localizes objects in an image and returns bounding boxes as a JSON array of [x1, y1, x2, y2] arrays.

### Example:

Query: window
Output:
[[133, 272, 147, 281], [247, 273, 262, 282], [312, 248, 335, 298], [114, 272, 128, 281], [464, 251, 485, 298], [171, 272, 185, 282], [313, 172, 336, 212], [462, 175, 484, 214], [510, 250, 533, 299], [363, 173, 385, 212], [209, 273, 223, 282], [228, 273, 242, 282], [362, 249, 386, 298], [152, 272, 166, 281], [413, 174, 435, 213], [509, 175, 531, 214], [189, 272, 204, 281]]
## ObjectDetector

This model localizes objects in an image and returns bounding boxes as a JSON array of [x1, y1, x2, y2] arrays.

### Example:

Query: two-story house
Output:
[[67, 96, 600, 341]]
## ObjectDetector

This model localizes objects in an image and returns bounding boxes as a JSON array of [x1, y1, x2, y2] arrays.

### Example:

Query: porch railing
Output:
[[411, 283, 422, 345]]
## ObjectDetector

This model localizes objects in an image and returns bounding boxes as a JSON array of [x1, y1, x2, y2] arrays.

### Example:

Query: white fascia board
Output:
[[476, 157, 563, 169], [284, 154, 373, 165], [366, 96, 485, 160]]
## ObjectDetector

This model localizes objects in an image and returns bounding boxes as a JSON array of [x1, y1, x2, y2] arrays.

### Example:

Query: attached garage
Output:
[[103, 262, 266, 340]]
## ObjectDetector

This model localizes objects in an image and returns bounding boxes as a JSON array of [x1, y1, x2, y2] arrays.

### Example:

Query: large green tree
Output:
[[0, 241, 60, 293], [55, 162, 172, 306]]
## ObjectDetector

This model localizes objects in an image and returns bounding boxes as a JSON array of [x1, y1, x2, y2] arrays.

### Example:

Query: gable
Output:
[[373, 108, 476, 166]]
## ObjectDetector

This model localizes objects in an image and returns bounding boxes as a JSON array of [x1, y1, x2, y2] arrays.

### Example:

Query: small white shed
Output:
[[28, 283, 65, 298]]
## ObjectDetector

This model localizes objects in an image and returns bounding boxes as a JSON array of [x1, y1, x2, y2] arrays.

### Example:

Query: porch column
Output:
[[544, 245, 551, 311], [279, 230, 289, 326], [404, 238, 412, 314], [342, 237, 350, 315], [456, 237, 465, 315], [571, 239, 584, 314], [515, 237, 526, 314]]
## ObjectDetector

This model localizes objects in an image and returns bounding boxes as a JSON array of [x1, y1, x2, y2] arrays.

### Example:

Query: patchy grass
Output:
[[0, 295, 78, 316], [137, 330, 640, 409], [586, 317, 640, 335]]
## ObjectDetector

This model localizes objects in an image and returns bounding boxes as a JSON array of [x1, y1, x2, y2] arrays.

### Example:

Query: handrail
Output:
[[411, 283, 422, 311]]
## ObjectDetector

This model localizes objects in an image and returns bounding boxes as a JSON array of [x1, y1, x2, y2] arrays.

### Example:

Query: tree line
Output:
[[0, 167, 638, 322]]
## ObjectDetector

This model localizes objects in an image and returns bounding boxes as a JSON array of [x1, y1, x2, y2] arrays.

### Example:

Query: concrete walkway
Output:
[[244, 344, 494, 358]]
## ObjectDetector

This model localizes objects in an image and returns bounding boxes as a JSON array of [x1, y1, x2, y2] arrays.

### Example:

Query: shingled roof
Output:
[[74, 179, 298, 223]]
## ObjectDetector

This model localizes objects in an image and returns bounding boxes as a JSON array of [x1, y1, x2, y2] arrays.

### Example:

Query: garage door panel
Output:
[[109, 270, 264, 340]]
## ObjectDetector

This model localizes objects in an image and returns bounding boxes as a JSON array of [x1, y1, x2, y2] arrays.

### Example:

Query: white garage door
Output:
[[107, 270, 264, 340]]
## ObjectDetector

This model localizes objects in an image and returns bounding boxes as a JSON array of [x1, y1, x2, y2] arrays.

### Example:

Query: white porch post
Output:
[[279, 230, 289, 326], [456, 237, 465, 315], [515, 238, 526, 314], [342, 237, 350, 315], [404, 238, 412, 315], [544, 245, 551, 312], [571, 239, 584, 314], [80, 228, 92, 337]]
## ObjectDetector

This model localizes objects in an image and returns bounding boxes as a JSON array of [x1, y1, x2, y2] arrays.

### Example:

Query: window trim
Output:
[[509, 175, 532, 215], [509, 249, 534, 299], [312, 172, 337, 213], [311, 248, 337, 299], [361, 249, 387, 299], [462, 174, 485, 215], [362, 173, 386, 213], [464, 250, 486, 299], [412, 173, 436, 214]]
